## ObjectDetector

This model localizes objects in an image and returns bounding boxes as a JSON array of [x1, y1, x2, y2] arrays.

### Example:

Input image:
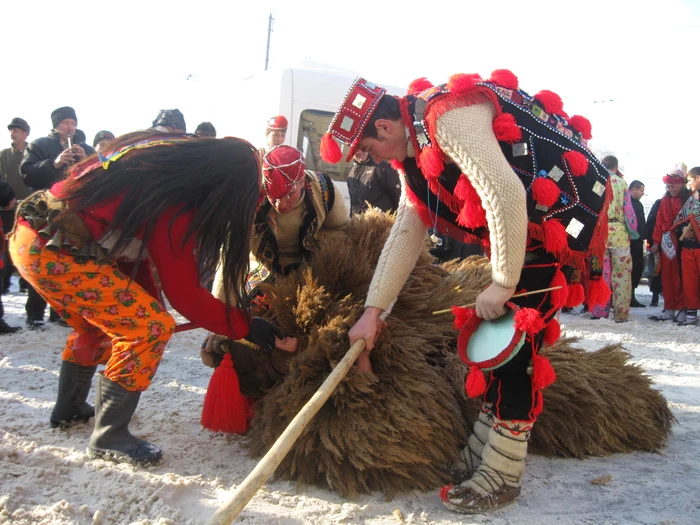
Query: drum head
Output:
[[465, 308, 526, 371]]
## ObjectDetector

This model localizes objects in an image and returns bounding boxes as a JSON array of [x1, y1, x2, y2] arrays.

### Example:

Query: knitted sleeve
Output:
[[365, 176, 428, 310], [434, 103, 527, 288]]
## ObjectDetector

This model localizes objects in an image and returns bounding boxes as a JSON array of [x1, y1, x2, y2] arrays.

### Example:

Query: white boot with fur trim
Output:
[[451, 403, 495, 483], [443, 420, 531, 514]]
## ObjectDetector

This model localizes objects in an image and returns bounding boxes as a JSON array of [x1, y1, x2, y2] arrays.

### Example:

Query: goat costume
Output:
[[320, 71, 611, 512]]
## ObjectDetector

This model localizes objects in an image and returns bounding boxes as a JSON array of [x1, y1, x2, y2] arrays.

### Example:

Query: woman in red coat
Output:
[[10, 131, 280, 465]]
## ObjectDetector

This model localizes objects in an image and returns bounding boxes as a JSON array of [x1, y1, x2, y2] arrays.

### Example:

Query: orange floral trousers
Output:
[[10, 225, 176, 391]]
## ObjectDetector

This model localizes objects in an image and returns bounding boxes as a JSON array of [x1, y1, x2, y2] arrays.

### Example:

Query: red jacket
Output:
[[22, 180, 250, 341], [653, 194, 684, 246]]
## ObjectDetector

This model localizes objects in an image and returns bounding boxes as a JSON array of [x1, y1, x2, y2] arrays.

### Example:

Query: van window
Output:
[[297, 110, 352, 182]]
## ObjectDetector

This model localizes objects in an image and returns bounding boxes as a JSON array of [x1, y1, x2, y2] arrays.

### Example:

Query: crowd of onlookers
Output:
[[2, 106, 698, 334], [0, 108, 216, 334]]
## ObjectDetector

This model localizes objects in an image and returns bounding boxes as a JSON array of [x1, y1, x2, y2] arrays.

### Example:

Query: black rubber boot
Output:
[[87, 374, 163, 466], [50, 361, 97, 429]]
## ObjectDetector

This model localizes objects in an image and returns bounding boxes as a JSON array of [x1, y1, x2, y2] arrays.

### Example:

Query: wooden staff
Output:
[[205, 338, 368, 525], [432, 286, 564, 315]]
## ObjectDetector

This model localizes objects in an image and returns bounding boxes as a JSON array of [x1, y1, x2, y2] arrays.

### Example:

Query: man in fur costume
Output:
[[201, 145, 348, 362], [320, 72, 610, 512]]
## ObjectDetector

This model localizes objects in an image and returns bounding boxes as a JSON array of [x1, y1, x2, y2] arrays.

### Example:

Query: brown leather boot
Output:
[[443, 419, 531, 514]]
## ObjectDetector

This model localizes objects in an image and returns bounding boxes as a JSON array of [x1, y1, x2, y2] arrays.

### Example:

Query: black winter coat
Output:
[[21, 131, 95, 191], [347, 159, 401, 216], [631, 198, 647, 241]]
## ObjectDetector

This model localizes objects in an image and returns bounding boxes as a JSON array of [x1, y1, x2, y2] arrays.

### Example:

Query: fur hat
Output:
[[262, 145, 305, 200], [194, 122, 216, 137], [7, 117, 30, 134], [663, 164, 686, 184], [152, 109, 186, 132], [51, 107, 77, 128], [93, 130, 115, 147], [266, 115, 288, 134]]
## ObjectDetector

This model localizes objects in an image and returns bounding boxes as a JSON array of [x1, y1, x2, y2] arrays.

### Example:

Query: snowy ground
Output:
[[1, 276, 699, 525]]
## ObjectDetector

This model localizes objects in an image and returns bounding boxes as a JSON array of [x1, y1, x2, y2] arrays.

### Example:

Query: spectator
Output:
[[194, 122, 216, 138], [650, 165, 690, 322], [151, 109, 186, 133], [347, 150, 401, 216], [629, 180, 647, 306], [674, 167, 700, 325], [0, 181, 20, 334], [590, 156, 638, 322], [646, 197, 663, 306], [74, 129, 86, 145], [21, 106, 95, 328], [92, 130, 115, 153], [261, 115, 287, 155], [0, 118, 31, 292]]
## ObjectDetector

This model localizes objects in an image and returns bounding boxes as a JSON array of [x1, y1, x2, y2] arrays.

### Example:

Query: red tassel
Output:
[[419, 145, 444, 179], [447, 73, 482, 96], [568, 115, 592, 140], [531, 177, 561, 207], [408, 77, 434, 95], [514, 308, 546, 335], [320, 133, 342, 163], [457, 201, 487, 229], [492, 112, 522, 144], [542, 219, 568, 255], [550, 268, 568, 309], [465, 366, 487, 398], [489, 69, 519, 90], [534, 90, 565, 116], [532, 354, 557, 390], [201, 353, 249, 434], [440, 484, 454, 502], [390, 159, 403, 172], [451, 306, 476, 329], [453, 175, 478, 203], [563, 150, 589, 177], [588, 279, 612, 308], [565, 282, 585, 308], [543, 318, 561, 345]]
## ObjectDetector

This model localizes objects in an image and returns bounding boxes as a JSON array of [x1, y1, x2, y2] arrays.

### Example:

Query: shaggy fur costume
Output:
[[217, 210, 673, 499]]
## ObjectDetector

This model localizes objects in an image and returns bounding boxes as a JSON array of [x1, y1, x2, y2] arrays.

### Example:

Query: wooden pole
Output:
[[205, 338, 367, 525]]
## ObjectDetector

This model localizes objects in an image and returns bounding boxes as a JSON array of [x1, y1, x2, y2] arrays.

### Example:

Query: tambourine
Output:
[[456, 302, 526, 372]]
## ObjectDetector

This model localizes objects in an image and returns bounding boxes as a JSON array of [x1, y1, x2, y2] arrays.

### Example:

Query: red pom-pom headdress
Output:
[[262, 145, 306, 200], [321, 77, 387, 163]]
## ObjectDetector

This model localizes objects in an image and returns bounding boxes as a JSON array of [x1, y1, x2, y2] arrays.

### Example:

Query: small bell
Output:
[[35, 200, 49, 214], [74, 244, 90, 264], [38, 223, 55, 240], [45, 231, 65, 252]]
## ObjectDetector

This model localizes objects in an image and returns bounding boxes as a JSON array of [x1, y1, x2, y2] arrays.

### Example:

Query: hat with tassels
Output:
[[320, 77, 386, 164], [262, 145, 306, 200]]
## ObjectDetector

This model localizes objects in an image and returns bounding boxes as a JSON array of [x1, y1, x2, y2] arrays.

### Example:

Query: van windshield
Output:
[[297, 109, 352, 183]]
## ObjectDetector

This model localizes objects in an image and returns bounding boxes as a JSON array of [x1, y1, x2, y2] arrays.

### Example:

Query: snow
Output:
[[1, 278, 699, 525]]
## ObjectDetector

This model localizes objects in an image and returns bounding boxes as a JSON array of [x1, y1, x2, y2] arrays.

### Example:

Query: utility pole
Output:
[[265, 13, 273, 71]]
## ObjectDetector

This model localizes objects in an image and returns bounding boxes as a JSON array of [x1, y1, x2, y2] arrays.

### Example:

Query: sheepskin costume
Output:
[[211, 210, 673, 499]]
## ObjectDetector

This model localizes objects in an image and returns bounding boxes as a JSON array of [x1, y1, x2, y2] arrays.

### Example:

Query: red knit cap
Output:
[[262, 145, 305, 200], [266, 115, 288, 134]]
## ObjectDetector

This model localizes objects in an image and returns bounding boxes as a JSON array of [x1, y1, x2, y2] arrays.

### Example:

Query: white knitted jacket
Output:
[[365, 102, 528, 311]]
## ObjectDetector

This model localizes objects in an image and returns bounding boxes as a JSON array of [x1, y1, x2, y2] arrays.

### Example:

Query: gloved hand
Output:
[[244, 317, 283, 354], [475, 282, 516, 320]]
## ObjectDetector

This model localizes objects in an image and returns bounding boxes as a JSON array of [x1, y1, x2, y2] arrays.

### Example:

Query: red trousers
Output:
[[681, 248, 700, 310], [660, 251, 684, 311]]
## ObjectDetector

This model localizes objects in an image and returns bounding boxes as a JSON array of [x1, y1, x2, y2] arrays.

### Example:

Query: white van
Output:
[[214, 61, 405, 205]]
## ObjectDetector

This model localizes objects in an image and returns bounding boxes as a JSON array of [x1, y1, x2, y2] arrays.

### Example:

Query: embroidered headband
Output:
[[320, 77, 387, 164]]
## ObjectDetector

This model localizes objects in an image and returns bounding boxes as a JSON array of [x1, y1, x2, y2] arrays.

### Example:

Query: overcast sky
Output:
[[1, 0, 698, 206]]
